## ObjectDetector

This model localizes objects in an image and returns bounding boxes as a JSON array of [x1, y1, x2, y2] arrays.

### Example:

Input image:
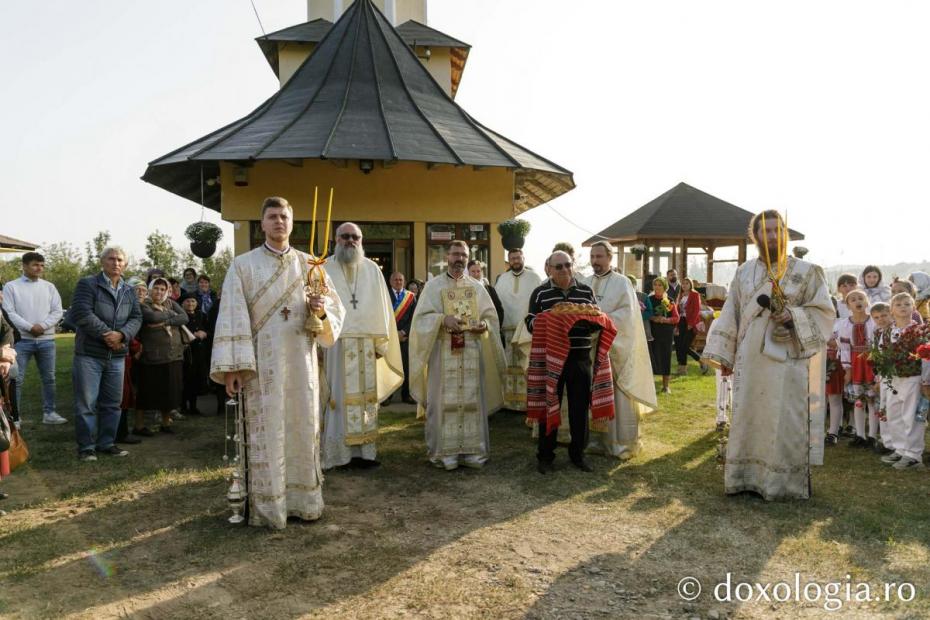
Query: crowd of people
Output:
[[0, 203, 929, 526], [0, 250, 224, 465], [822, 266, 930, 471]]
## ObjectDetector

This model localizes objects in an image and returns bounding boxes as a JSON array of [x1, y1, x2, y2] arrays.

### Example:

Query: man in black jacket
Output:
[[70, 247, 142, 461]]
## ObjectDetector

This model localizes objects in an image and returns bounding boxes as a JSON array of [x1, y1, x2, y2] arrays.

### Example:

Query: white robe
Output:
[[494, 268, 543, 410], [408, 273, 506, 466], [582, 271, 658, 458], [321, 258, 403, 469], [210, 246, 344, 529], [702, 257, 833, 500]]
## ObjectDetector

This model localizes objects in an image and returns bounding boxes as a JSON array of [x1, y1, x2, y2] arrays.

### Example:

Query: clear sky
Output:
[[2, 0, 927, 275]]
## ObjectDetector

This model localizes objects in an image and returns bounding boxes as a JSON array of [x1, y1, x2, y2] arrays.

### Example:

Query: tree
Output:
[[0, 256, 21, 286], [43, 242, 84, 307], [140, 230, 181, 277], [201, 247, 233, 291], [83, 230, 112, 277]]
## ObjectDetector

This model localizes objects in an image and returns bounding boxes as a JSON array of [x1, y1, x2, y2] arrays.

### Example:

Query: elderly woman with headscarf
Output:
[[909, 272, 930, 322], [179, 292, 210, 415], [133, 277, 188, 435]]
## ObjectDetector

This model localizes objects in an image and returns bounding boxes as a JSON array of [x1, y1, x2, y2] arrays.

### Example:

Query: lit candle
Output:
[[310, 186, 319, 256]]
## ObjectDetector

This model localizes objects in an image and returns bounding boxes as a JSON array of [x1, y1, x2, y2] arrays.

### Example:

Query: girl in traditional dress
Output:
[[838, 290, 877, 448], [824, 324, 845, 446]]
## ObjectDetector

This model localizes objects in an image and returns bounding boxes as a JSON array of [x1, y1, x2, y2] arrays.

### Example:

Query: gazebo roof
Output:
[[0, 234, 39, 253], [584, 182, 803, 245], [143, 0, 571, 213]]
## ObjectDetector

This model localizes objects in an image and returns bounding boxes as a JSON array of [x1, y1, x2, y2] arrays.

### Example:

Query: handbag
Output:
[[0, 407, 10, 453], [8, 424, 29, 471]]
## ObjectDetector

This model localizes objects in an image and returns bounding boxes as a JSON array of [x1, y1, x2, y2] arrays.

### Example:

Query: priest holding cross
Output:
[[321, 222, 404, 470]]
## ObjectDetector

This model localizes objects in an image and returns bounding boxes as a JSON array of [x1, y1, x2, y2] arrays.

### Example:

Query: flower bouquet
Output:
[[868, 323, 930, 394]]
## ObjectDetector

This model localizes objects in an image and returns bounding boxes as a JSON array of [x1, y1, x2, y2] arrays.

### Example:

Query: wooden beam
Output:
[[680, 238, 688, 278], [738, 241, 747, 264], [706, 244, 716, 283]]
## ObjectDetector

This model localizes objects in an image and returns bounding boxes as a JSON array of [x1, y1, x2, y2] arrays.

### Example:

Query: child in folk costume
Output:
[[837, 290, 878, 448], [908, 271, 930, 322], [868, 302, 894, 456], [824, 323, 845, 445], [878, 293, 927, 470], [861, 265, 892, 304], [891, 278, 925, 324], [834, 273, 857, 321]]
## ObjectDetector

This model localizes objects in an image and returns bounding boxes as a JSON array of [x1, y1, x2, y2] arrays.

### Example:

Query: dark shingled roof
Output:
[[0, 234, 39, 252], [143, 0, 572, 213], [584, 182, 803, 244]]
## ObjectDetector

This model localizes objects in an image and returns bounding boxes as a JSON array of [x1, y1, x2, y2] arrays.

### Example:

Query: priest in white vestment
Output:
[[583, 242, 657, 459], [408, 240, 506, 470], [321, 223, 403, 470], [494, 248, 542, 411], [702, 210, 833, 500], [210, 197, 345, 529]]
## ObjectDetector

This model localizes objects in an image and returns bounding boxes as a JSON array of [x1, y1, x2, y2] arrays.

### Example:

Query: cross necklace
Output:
[[341, 264, 360, 310]]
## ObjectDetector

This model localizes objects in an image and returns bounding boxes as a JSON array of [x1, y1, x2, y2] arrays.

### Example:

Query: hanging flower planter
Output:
[[630, 244, 647, 261], [185, 222, 224, 259], [497, 218, 531, 251]]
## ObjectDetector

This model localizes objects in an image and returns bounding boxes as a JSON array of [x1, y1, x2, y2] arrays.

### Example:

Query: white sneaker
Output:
[[892, 457, 925, 470], [43, 412, 67, 425], [881, 452, 903, 464]]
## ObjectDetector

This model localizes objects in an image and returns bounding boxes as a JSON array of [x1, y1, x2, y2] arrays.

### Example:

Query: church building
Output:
[[143, 0, 573, 282]]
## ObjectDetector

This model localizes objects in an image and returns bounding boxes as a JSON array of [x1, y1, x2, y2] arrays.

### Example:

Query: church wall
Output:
[[219, 160, 513, 281]]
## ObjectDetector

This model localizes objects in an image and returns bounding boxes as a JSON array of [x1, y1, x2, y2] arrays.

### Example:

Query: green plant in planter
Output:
[[497, 219, 531, 250], [185, 222, 224, 244]]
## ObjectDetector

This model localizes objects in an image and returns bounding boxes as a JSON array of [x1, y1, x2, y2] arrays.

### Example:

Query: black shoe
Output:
[[825, 433, 838, 446], [537, 460, 555, 474], [848, 436, 867, 448], [571, 459, 594, 473], [134, 427, 155, 437], [159, 425, 175, 435], [403, 398, 417, 405], [98, 445, 129, 457], [118, 434, 142, 445], [0, 492, 10, 500], [354, 458, 381, 469]]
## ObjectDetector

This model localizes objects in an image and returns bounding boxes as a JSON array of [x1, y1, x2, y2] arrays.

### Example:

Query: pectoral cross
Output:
[[350, 294, 358, 310], [280, 306, 291, 321]]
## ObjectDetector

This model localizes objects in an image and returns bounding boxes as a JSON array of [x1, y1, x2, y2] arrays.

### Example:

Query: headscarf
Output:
[[148, 277, 171, 309], [859, 267, 891, 304], [909, 271, 930, 302]]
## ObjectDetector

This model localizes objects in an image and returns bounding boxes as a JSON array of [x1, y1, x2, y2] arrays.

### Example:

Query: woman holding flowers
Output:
[[649, 276, 679, 394]]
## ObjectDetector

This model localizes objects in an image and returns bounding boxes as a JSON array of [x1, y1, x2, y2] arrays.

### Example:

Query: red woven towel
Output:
[[526, 311, 617, 435]]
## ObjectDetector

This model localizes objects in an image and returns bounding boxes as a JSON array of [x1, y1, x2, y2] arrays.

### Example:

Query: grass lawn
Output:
[[1, 334, 929, 618]]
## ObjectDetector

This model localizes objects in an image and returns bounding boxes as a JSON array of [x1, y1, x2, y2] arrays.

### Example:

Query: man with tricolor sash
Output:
[[390, 271, 417, 404]]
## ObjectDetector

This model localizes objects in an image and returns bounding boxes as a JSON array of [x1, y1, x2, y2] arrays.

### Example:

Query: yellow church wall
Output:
[[417, 46, 452, 97], [219, 160, 514, 281]]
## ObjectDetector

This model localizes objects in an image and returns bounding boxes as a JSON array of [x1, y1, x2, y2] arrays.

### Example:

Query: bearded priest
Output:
[[702, 210, 833, 500], [408, 240, 506, 470], [582, 241, 657, 459], [494, 248, 543, 411], [321, 222, 404, 470]]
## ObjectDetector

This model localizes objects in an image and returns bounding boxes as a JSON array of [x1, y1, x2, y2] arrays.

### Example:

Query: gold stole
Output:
[[342, 337, 379, 445], [438, 282, 482, 455]]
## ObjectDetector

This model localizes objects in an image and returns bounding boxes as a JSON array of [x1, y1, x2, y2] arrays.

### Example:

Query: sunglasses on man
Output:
[[550, 262, 572, 271], [339, 233, 361, 241]]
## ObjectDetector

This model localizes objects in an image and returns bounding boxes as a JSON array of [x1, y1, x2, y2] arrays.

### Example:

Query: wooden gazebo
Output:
[[0, 234, 38, 254], [583, 182, 803, 282]]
